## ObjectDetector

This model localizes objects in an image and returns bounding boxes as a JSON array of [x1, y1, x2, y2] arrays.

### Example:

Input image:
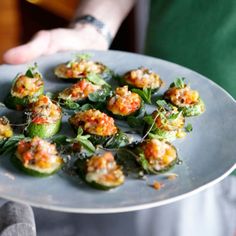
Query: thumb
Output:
[[3, 30, 51, 65]]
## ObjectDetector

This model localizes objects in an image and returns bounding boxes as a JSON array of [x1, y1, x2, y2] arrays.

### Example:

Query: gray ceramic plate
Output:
[[0, 50, 235, 213]]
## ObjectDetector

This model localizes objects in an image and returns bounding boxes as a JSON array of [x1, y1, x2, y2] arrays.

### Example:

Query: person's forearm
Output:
[[73, 0, 136, 37]]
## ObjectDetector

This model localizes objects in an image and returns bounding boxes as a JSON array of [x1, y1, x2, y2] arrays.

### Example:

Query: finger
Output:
[[3, 30, 51, 64]]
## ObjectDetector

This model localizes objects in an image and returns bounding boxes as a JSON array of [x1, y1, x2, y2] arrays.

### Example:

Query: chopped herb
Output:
[[0, 135, 25, 155], [25, 63, 38, 78], [171, 77, 185, 89], [86, 73, 110, 86], [88, 85, 112, 102], [131, 88, 152, 104], [185, 123, 193, 132]]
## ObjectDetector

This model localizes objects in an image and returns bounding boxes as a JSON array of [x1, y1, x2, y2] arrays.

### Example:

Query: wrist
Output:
[[70, 15, 113, 47]]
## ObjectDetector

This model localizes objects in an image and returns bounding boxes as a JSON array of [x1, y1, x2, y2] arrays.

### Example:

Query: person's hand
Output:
[[3, 25, 109, 65]]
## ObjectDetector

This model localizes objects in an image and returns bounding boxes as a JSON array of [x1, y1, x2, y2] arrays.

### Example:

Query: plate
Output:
[[0, 50, 235, 213]]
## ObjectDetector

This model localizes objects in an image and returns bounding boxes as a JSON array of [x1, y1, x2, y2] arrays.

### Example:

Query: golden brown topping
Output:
[[124, 67, 162, 89], [0, 117, 13, 139], [107, 86, 142, 116], [69, 109, 118, 136], [17, 137, 62, 169], [30, 95, 62, 124], [12, 73, 43, 98], [165, 86, 199, 107]]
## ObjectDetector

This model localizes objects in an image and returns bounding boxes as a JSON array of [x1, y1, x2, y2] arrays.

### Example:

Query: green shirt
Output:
[[145, 0, 236, 99], [145, 0, 236, 175]]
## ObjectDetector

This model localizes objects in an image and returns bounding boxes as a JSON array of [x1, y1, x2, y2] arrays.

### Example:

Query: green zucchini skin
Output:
[[11, 155, 62, 177], [26, 119, 62, 138], [4, 86, 44, 110], [179, 98, 205, 117], [75, 158, 122, 191]]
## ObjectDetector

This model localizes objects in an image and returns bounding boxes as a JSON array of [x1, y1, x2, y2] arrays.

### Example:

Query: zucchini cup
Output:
[[135, 138, 178, 174], [0, 116, 13, 140], [26, 95, 62, 138], [54, 57, 113, 81], [69, 109, 118, 145], [57, 79, 110, 108], [145, 102, 185, 141], [121, 67, 163, 92], [12, 137, 63, 177], [164, 79, 205, 117], [76, 152, 125, 190], [106, 86, 144, 119], [5, 67, 44, 110]]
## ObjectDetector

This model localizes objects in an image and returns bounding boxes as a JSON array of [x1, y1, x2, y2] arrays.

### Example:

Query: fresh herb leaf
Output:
[[79, 104, 95, 111], [51, 135, 68, 146], [105, 132, 130, 149], [148, 130, 176, 141], [143, 115, 155, 126], [185, 123, 193, 132], [25, 63, 38, 78], [172, 77, 185, 89], [127, 116, 145, 128], [156, 99, 167, 107], [138, 152, 149, 172], [86, 73, 109, 86], [67, 128, 96, 154], [76, 53, 92, 61], [88, 85, 112, 102], [63, 100, 80, 110], [0, 135, 25, 155], [132, 88, 152, 104], [167, 112, 180, 121]]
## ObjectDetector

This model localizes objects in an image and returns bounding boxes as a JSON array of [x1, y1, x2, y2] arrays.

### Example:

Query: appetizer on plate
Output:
[[164, 78, 205, 116], [12, 137, 63, 177], [107, 86, 144, 119], [54, 54, 113, 80], [69, 109, 118, 145], [0, 116, 13, 140], [26, 95, 62, 138], [58, 79, 111, 108], [144, 100, 185, 141], [5, 66, 44, 110], [76, 152, 125, 190], [121, 67, 163, 92], [134, 138, 178, 174]]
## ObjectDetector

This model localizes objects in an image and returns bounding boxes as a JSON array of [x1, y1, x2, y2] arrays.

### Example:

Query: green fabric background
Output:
[[145, 0, 236, 175]]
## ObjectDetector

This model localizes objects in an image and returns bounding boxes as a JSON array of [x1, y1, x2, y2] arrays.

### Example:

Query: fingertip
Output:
[[3, 46, 30, 64]]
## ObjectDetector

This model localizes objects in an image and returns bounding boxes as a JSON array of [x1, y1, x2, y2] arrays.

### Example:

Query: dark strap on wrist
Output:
[[72, 15, 113, 46]]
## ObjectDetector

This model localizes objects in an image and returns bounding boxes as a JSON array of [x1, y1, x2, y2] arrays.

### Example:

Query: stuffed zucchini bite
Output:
[[5, 67, 44, 110], [58, 79, 108, 107], [26, 95, 62, 138], [13, 137, 63, 176], [69, 109, 118, 145], [135, 138, 178, 174], [54, 56, 112, 80], [121, 67, 163, 92], [164, 78, 205, 116], [76, 152, 125, 190], [107, 86, 143, 119], [0, 117, 13, 140], [146, 102, 185, 141]]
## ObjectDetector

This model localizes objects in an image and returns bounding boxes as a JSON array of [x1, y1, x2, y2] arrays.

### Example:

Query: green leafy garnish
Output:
[[25, 63, 38, 78], [63, 99, 80, 110], [156, 99, 168, 107], [105, 132, 130, 149], [88, 85, 112, 103], [76, 53, 91, 61], [138, 152, 149, 172], [67, 128, 96, 155], [171, 77, 185, 89], [127, 116, 145, 128], [86, 73, 110, 86], [132, 88, 152, 104], [185, 123, 193, 132], [0, 135, 25, 155]]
